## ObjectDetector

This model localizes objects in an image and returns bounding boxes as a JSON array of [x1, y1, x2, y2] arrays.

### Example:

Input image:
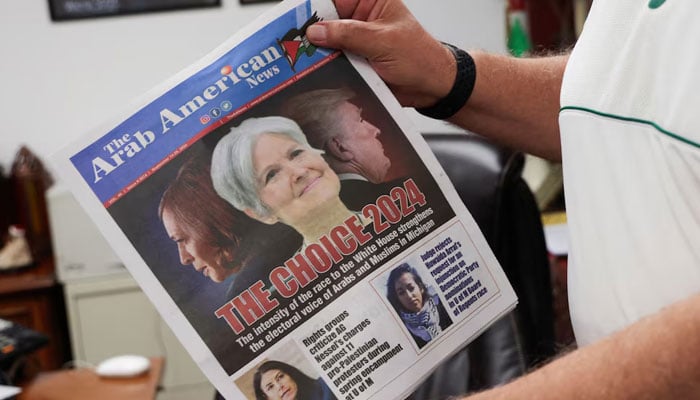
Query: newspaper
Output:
[[52, 0, 517, 398]]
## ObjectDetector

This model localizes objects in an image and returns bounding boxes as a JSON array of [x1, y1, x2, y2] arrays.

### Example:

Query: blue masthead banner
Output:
[[70, 1, 330, 205]]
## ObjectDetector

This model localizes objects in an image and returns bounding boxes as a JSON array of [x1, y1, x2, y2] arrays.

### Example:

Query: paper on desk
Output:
[[0, 385, 21, 399]]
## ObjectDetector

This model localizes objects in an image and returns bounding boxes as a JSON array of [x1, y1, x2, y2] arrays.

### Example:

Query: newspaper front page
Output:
[[53, 1, 517, 398]]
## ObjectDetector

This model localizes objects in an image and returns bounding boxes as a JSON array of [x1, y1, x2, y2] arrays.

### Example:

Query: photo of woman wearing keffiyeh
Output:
[[386, 263, 453, 349]]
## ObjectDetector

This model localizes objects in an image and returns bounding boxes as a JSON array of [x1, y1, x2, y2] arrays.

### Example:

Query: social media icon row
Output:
[[200, 100, 233, 124]]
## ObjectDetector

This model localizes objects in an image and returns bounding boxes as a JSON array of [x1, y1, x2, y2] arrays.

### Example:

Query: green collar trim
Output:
[[649, 0, 667, 9], [560, 105, 700, 150]]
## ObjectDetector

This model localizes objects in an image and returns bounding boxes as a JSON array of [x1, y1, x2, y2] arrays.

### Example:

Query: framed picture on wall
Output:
[[48, 0, 221, 21]]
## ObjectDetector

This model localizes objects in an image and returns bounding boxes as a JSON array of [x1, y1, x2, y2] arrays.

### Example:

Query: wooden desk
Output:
[[18, 357, 163, 400]]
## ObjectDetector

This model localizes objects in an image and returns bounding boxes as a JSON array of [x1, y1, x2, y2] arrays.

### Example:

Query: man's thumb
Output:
[[306, 20, 381, 58]]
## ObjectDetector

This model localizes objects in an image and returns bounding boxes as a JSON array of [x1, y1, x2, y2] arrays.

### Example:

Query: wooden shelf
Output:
[[0, 258, 56, 295], [0, 257, 71, 380]]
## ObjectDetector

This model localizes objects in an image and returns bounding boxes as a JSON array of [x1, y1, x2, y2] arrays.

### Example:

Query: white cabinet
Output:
[[63, 274, 215, 400]]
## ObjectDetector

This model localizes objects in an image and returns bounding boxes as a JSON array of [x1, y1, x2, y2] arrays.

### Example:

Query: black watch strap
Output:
[[416, 43, 476, 120]]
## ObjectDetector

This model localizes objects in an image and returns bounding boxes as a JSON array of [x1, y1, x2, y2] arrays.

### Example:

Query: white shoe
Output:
[[0, 226, 33, 270]]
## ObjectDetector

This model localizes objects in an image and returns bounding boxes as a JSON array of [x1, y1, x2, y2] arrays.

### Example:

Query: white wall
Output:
[[0, 0, 506, 173]]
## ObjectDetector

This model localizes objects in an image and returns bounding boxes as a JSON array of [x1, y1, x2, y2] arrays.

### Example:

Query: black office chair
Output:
[[0, 319, 48, 387], [410, 133, 555, 399]]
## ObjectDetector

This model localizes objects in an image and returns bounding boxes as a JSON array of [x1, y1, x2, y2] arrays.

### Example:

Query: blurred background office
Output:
[[0, 0, 587, 398]]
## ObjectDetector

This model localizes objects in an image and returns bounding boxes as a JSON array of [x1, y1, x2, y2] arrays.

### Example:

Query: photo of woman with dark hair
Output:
[[159, 157, 249, 286], [253, 360, 337, 400], [387, 263, 453, 349], [159, 156, 301, 299]]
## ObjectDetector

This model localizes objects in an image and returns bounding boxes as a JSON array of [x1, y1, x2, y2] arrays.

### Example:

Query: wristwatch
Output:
[[416, 43, 476, 120]]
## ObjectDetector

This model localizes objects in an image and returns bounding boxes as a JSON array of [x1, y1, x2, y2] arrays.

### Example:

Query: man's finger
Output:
[[350, 0, 379, 20], [332, 0, 361, 19]]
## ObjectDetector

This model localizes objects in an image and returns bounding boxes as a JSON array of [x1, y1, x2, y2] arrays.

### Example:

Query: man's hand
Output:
[[306, 0, 455, 108]]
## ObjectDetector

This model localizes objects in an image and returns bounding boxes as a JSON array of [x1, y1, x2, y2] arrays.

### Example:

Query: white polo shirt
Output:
[[559, 0, 700, 346]]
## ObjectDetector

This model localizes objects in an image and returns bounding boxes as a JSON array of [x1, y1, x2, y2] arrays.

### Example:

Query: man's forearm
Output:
[[461, 292, 700, 399], [449, 53, 568, 162]]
